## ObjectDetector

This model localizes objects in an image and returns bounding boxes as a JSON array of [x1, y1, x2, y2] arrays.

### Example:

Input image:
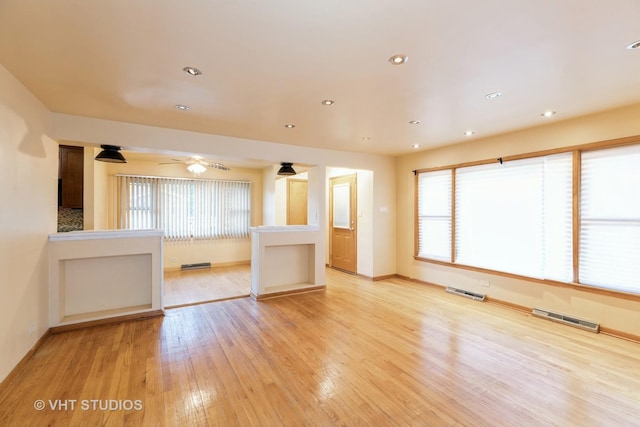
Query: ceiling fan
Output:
[[159, 156, 230, 174]]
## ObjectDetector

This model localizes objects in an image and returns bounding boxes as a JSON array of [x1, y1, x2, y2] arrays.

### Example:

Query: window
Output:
[[455, 154, 572, 281], [417, 170, 452, 260], [117, 175, 251, 240], [415, 140, 640, 295], [580, 145, 640, 293]]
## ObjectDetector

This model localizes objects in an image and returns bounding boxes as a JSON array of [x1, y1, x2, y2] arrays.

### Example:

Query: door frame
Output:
[[329, 173, 357, 274]]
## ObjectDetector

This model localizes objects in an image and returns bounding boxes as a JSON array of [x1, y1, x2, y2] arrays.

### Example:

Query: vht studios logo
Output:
[[34, 399, 143, 411]]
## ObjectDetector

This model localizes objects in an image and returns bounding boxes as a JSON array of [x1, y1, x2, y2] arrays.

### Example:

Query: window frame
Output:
[[413, 135, 640, 300]]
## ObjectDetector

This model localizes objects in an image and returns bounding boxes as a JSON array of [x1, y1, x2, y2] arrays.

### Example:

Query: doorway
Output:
[[329, 174, 357, 274]]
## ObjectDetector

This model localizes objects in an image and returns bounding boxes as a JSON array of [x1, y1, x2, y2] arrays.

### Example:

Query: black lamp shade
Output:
[[277, 162, 296, 176], [95, 145, 126, 163]]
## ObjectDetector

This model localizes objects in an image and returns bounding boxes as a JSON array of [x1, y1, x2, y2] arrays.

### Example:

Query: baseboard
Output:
[[0, 329, 50, 392], [395, 274, 444, 289], [357, 273, 398, 282], [372, 274, 398, 282], [164, 260, 250, 273], [395, 275, 640, 343], [600, 327, 640, 343], [165, 294, 250, 309], [484, 296, 530, 313], [50, 309, 165, 334], [252, 285, 326, 300]]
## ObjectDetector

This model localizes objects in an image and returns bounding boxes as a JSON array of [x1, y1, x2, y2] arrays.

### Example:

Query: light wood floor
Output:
[[2, 269, 640, 426], [164, 265, 251, 308]]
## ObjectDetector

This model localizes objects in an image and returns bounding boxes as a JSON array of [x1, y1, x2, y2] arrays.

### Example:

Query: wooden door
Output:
[[287, 179, 308, 225], [330, 174, 357, 274]]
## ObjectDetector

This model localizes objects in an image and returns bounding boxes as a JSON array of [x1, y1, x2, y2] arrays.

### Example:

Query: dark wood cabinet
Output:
[[59, 145, 84, 208]]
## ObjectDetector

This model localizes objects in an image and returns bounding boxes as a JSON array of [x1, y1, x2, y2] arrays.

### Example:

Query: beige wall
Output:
[[396, 102, 640, 337], [95, 158, 264, 270], [51, 113, 398, 278], [0, 65, 58, 382]]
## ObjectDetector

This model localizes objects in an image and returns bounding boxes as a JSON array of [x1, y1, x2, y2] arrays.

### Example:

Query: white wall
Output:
[[396, 102, 640, 338], [0, 65, 57, 382]]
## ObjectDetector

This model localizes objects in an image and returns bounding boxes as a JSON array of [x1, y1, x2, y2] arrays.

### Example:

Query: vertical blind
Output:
[[117, 175, 251, 240], [580, 145, 640, 293]]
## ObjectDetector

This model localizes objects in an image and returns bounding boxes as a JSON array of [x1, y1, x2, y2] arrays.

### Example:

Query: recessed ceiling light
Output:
[[284, 124, 295, 128], [485, 92, 502, 99], [389, 54, 408, 65], [361, 137, 371, 141], [412, 144, 421, 149], [175, 104, 190, 111], [409, 120, 420, 124], [464, 130, 475, 136], [541, 110, 556, 117], [183, 66, 202, 76], [321, 100, 335, 105], [626, 40, 640, 50]]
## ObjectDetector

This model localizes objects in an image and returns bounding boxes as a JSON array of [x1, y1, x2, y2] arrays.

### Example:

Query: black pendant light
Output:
[[95, 145, 127, 163], [277, 162, 296, 176]]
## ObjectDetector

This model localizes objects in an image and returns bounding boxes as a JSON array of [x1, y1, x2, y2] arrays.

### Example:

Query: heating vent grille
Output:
[[181, 262, 211, 271], [445, 286, 486, 301], [532, 307, 600, 333]]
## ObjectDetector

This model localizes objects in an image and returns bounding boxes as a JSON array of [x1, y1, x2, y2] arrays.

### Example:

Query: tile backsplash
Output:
[[57, 208, 83, 232]]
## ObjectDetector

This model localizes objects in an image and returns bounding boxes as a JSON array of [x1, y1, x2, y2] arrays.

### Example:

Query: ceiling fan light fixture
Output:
[[277, 162, 296, 176], [187, 162, 207, 174], [95, 145, 126, 163]]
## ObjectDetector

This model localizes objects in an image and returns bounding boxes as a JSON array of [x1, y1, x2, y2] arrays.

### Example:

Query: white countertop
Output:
[[48, 229, 164, 241], [250, 225, 320, 233]]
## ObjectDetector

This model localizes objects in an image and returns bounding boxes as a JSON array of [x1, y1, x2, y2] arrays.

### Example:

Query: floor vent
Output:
[[181, 262, 211, 271], [532, 307, 600, 333], [445, 286, 486, 301]]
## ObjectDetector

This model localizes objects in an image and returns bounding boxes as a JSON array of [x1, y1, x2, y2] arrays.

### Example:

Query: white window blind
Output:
[[580, 145, 640, 293], [117, 175, 251, 240], [455, 154, 573, 280], [417, 170, 452, 260]]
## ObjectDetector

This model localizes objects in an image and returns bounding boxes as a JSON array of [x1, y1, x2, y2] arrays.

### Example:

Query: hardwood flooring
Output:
[[164, 265, 251, 308], [1, 269, 640, 426]]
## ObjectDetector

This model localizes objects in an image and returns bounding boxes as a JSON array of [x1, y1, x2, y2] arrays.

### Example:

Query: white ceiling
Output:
[[1, 0, 640, 157]]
